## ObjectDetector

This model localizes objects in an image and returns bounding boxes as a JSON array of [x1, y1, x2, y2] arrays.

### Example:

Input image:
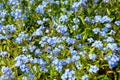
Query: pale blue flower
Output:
[[89, 54, 96, 60], [109, 30, 116, 35], [101, 16, 111, 23], [1, 66, 12, 75], [87, 38, 94, 43], [92, 28, 100, 34], [105, 23, 111, 28], [66, 38, 76, 44], [89, 65, 99, 73], [22, 76, 28, 80], [59, 15, 68, 22], [56, 25, 68, 34], [0, 3, 4, 8], [102, 27, 108, 32], [92, 40, 103, 49], [106, 43, 117, 50], [29, 45, 36, 52], [35, 5, 44, 14], [103, 0, 109, 3], [75, 62, 82, 69], [105, 53, 120, 69], [0, 51, 8, 57], [34, 48, 41, 55], [76, 34, 82, 39], [94, 15, 102, 22], [82, 74, 88, 80], [72, 25, 78, 30], [114, 20, 120, 26], [11, 9, 22, 19], [99, 31, 107, 38], [0, 10, 7, 18], [20, 64, 29, 73], [104, 37, 114, 42], [73, 18, 79, 24]]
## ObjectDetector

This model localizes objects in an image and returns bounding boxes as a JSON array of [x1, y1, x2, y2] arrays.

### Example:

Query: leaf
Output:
[[107, 8, 111, 15]]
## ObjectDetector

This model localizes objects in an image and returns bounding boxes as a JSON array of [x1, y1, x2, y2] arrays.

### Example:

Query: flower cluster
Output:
[[0, 66, 14, 80], [0, 0, 120, 80]]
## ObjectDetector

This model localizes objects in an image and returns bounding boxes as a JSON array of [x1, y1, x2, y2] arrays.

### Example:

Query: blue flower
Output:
[[94, 15, 102, 22], [0, 10, 7, 18], [1, 66, 12, 75], [32, 27, 43, 36], [87, 38, 94, 43], [62, 1, 68, 5], [99, 31, 107, 38], [105, 23, 111, 28], [0, 3, 4, 8], [92, 28, 100, 34], [15, 55, 29, 67], [102, 27, 108, 32], [0, 51, 8, 57], [34, 48, 41, 55], [103, 0, 110, 3], [82, 74, 88, 80], [72, 55, 80, 61], [58, 44, 64, 49], [35, 5, 44, 14], [37, 20, 43, 25], [71, 50, 78, 55], [61, 69, 76, 80], [7, 0, 19, 6], [106, 43, 117, 50], [47, 37, 56, 46], [22, 76, 28, 80], [0, 23, 3, 29], [14, 37, 23, 44], [89, 54, 96, 61], [66, 38, 76, 45], [84, 17, 92, 23], [71, 2, 81, 11], [75, 61, 82, 69], [114, 20, 120, 26], [59, 15, 68, 22], [104, 37, 114, 42], [1, 66, 14, 79], [109, 30, 116, 35], [6, 24, 16, 33], [105, 53, 120, 69], [45, 46, 52, 53], [73, 18, 80, 24], [77, 44, 82, 48], [89, 65, 99, 73], [76, 34, 82, 39], [18, 32, 28, 39], [30, 0, 34, 5], [29, 72, 34, 80], [20, 64, 29, 74], [72, 25, 78, 30], [42, 1, 48, 7], [29, 45, 36, 52], [22, 47, 28, 54], [79, 0, 88, 8], [55, 63, 63, 72], [65, 57, 72, 64], [69, 46, 74, 51], [92, 40, 103, 49], [11, 9, 22, 20], [79, 51, 86, 57], [53, 47, 61, 55], [56, 25, 68, 34], [101, 16, 111, 23]]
